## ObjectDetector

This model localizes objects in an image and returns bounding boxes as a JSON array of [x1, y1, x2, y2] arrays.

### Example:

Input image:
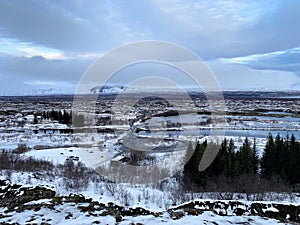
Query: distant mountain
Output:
[[1, 85, 299, 96], [0, 88, 74, 96], [90, 85, 124, 94]]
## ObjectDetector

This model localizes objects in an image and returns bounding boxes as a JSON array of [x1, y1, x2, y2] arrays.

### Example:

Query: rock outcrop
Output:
[[0, 180, 55, 210], [0, 180, 299, 223], [170, 200, 300, 223]]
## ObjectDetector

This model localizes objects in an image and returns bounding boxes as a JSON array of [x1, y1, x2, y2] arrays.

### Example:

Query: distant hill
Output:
[[90, 85, 124, 94]]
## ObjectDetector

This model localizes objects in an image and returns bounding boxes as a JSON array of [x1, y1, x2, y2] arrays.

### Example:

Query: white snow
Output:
[[0, 206, 292, 225]]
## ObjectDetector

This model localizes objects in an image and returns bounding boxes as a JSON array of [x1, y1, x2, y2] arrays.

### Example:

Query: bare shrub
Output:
[[117, 186, 132, 207], [59, 160, 90, 190], [13, 143, 30, 154], [105, 182, 117, 196]]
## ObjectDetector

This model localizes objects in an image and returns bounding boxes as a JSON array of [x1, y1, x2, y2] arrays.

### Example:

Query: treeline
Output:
[[0, 150, 54, 172], [184, 134, 300, 191], [42, 110, 85, 127], [42, 110, 72, 124], [262, 134, 300, 185]]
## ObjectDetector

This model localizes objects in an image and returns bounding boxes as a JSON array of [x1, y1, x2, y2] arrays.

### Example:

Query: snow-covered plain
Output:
[[1, 93, 300, 224]]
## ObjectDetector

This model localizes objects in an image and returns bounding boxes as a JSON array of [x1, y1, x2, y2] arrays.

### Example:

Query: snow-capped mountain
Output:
[[90, 85, 124, 94]]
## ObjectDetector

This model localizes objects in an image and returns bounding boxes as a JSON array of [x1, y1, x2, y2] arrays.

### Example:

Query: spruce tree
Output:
[[238, 137, 253, 174], [261, 133, 275, 179], [227, 139, 236, 177], [183, 140, 207, 185], [251, 138, 259, 175], [289, 134, 300, 185], [33, 114, 38, 124]]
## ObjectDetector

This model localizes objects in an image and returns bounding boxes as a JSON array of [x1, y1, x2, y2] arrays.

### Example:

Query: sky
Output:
[[0, 0, 300, 94]]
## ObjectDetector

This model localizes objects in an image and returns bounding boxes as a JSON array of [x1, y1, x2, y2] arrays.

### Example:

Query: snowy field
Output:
[[1, 93, 300, 224]]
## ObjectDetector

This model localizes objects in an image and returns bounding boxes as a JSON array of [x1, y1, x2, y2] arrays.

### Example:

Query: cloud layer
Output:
[[0, 0, 299, 93]]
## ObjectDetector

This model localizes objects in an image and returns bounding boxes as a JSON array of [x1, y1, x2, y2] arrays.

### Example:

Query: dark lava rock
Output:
[[233, 207, 246, 216], [250, 203, 300, 222], [0, 180, 55, 210], [63, 193, 91, 203], [168, 210, 185, 220]]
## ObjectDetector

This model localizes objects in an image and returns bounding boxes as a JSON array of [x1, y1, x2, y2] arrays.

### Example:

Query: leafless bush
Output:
[[117, 186, 132, 206], [94, 182, 104, 195], [5, 170, 12, 180], [13, 143, 30, 154], [59, 160, 90, 191], [143, 188, 150, 201], [0, 150, 54, 173], [105, 182, 117, 196], [218, 192, 234, 200]]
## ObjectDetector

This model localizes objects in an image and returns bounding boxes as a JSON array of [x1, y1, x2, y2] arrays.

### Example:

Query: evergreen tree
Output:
[[183, 133, 300, 190], [33, 114, 38, 124], [274, 134, 284, 176], [208, 138, 228, 176], [42, 111, 47, 120], [289, 134, 300, 185], [261, 133, 300, 185], [58, 110, 63, 122], [238, 137, 253, 174], [183, 140, 207, 185], [227, 139, 235, 177], [261, 133, 275, 179], [251, 138, 259, 175]]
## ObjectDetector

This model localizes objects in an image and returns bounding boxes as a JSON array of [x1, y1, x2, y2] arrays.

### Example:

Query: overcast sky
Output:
[[0, 0, 300, 94]]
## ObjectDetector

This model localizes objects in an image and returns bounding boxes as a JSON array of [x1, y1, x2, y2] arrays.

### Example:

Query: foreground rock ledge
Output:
[[0, 180, 299, 223]]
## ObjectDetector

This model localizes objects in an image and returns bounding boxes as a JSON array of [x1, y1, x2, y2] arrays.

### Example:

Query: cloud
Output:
[[220, 46, 300, 76], [149, 0, 300, 59], [23, 80, 72, 87], [0, 38, 67, 59], [208, 60, 300, 90], [0, 0, 115, 52], [0, 54, 95, 94], [1, 0, 300, 59], [1, 0, 300, 93], [0, 55, 92, 90]]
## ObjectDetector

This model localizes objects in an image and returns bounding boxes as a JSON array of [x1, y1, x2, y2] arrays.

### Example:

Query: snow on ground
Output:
[[0, 205, 292, 225], [0, 132, 75, 150], [24, 147, 83, 165], [1, 169, 299, 214], [1, 96, 300, 224], [121, 211, 291, 225], [0, 202, 116, 225]]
